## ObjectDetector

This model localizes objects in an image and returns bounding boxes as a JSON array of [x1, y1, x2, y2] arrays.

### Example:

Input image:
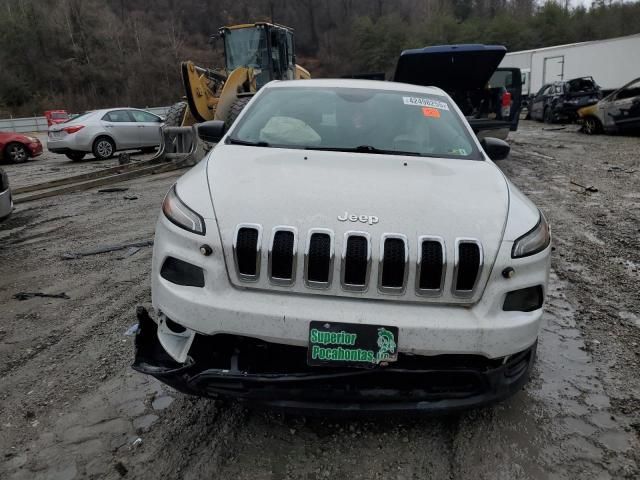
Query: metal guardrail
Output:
[[0, 106, 171, 133]]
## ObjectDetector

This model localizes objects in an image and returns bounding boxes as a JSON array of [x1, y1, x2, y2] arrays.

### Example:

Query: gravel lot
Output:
[[0, 122, 638, 479]]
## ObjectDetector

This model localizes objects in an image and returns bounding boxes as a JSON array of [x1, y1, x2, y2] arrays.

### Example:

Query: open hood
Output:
[[393, 44, 507, 91]]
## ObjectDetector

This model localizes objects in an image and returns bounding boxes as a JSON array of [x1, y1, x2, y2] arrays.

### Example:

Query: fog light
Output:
[[160, 257, 205, 287], [503, 286, 543, 312]]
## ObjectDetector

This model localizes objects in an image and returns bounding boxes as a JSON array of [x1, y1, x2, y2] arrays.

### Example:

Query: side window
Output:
[[102, 110, 133, 122], [536, 85, 549, 98], [130, 110, 160, 122], [615, 80, 640, 101]]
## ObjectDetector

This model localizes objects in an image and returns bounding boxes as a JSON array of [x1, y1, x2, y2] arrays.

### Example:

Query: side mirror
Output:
[[480, 137, 510, 161], [198, 120, 226, 143]]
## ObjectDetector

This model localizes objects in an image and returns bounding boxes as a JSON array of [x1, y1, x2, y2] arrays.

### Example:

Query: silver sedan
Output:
[[46, 108, 163, 161]]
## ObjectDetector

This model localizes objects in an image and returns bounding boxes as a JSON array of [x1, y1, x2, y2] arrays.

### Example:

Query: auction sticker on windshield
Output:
[[307, 321, 399, 368], [402, 96, 450, 110]]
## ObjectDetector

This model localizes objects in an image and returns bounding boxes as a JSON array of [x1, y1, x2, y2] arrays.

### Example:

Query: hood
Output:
[[394, 44, 507, 92], [206, 145, 509, 304]]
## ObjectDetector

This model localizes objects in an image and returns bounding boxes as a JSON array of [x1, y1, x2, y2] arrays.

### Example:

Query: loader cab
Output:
[[220, 23, 296, 88]]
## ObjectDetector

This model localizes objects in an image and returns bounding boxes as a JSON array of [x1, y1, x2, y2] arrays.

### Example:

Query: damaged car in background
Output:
[[133, 79, 551, 413], [578, 77, 640, 134], [529, 76, 602, 124]]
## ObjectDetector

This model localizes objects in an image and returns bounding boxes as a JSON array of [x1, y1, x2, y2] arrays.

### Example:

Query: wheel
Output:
[[543, 107, 554, 124], [92, 136, 115, 160], [65, 151, 86, 161], [225, 96, 253, 128], [5, 142, 28, 163], [164, 101, 187, 127], [582, 117, 602, 135], [163, 102, 189, 153]]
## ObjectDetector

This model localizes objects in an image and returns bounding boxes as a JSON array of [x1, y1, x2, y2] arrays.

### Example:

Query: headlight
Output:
[[162, 184, 205, 235], [512, 212, 550, 258], [26, 136, 38, 143]]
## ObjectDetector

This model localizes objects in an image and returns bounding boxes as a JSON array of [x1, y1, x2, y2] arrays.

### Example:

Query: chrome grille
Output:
[[342, 232, 371, 291], [378, 234, 408, 294], [453, 239, 483, 297], [232, 225, 483, 300], [268, 227, 297, 285], [416, 236, 445, 296], [305, 230, 333, 288], [233, 224, 261, 281]]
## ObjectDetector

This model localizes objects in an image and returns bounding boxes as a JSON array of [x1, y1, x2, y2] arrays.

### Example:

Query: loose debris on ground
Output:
[[0, 123, 638, 479]]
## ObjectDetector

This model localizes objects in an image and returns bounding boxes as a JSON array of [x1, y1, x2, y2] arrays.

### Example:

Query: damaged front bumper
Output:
[[132, 307, 536, 414]]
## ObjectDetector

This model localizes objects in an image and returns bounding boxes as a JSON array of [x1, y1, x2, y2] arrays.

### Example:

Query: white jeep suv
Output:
[[133, 79, 551, 413]]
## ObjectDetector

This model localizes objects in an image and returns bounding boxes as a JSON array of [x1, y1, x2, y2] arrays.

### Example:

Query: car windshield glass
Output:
[[224, 27, 267, 71], [228, 87, 480, 160], [52, 113, 68, 119]]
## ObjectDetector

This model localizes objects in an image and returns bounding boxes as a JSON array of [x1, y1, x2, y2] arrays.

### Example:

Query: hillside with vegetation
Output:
[[1, 0, 639, 116]]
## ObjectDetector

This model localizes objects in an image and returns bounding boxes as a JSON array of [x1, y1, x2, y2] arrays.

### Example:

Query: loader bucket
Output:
[[157, 125, 205, 166]]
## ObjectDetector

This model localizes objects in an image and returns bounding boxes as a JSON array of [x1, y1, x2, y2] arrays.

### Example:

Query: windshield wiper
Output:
[[227, 137, 271, 147], [305, 145, 422, 156]]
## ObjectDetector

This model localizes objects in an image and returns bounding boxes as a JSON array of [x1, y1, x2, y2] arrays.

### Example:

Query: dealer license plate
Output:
[[307, 321, 399, 368]]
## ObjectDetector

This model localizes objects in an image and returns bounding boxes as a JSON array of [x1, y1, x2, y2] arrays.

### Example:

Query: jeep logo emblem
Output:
[[337, 212, 379, 225]]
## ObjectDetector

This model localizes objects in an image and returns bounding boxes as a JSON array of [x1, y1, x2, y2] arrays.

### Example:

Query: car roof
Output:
[[266, 78, 447, 97]]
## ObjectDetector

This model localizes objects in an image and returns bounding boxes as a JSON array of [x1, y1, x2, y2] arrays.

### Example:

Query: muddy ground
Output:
[[0, 123, 638, 479]]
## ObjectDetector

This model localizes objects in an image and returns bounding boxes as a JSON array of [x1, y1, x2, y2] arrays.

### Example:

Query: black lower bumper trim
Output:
[[132, 307, 536, 414]]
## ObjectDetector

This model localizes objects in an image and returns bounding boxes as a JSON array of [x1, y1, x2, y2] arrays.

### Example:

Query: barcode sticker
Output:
[[403, 97, 450, 110]]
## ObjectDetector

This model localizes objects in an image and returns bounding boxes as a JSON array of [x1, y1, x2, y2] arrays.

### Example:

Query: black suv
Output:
[[529, 77, 602, 124]]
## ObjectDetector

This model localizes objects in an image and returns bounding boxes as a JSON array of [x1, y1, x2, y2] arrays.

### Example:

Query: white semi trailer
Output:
[[499, 33, 640, 96]]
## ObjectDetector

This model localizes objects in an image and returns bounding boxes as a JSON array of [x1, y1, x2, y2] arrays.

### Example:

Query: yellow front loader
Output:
[[165, 22, 310, 131]]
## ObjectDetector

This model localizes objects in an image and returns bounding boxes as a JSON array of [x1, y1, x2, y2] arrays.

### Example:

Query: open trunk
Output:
[[394, 44, 522, 137]]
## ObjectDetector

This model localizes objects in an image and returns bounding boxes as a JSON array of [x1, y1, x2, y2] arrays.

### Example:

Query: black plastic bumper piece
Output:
[[132, 307, 536, 414]]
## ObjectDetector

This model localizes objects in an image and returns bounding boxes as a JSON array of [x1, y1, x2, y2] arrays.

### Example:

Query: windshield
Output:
[[228, 87, 480, 160], [224, 27, 268, 71]]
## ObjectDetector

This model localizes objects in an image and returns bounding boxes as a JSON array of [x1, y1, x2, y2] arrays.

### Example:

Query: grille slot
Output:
[[454, 240, 482, 295], [306, 232, 333, 287], [269, 228, 296, 285], [342, 233, 370, 290], [234, 225, 261, 281], [417, 238, 445, 295], [379, 235, 408, 293]]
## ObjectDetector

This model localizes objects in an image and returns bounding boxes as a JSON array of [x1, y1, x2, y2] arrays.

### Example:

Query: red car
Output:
[[0, 132, 43, 163], [44, 110, 69, 127]]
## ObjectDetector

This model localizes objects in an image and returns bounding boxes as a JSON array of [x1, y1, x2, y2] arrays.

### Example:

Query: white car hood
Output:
[[207, 144, 509, 303]]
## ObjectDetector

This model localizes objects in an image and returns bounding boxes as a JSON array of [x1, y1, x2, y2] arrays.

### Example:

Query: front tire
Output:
[[92, 136, 115, 160], [65, 151, 86, 162], [582, 117, 602, 135], [165, 101, 188, 127], [225, 96, 252, 128], [5, 142, 28, 163]]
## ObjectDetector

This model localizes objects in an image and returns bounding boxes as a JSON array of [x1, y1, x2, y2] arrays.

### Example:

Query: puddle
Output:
[[152, 395, 174, 411]]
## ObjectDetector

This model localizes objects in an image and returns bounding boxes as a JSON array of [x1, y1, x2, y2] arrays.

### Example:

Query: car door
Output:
[[101, 110, 139, 149], [605, 78, 640, 131], [491, 67, 522, 131], [530, 85, 550, 121], [129, 110, 163, 147]]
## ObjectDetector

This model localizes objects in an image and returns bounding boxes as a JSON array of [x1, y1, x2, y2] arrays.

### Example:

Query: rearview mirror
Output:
[[198, 120, 226, 143], [480, 137, 510, 161]]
